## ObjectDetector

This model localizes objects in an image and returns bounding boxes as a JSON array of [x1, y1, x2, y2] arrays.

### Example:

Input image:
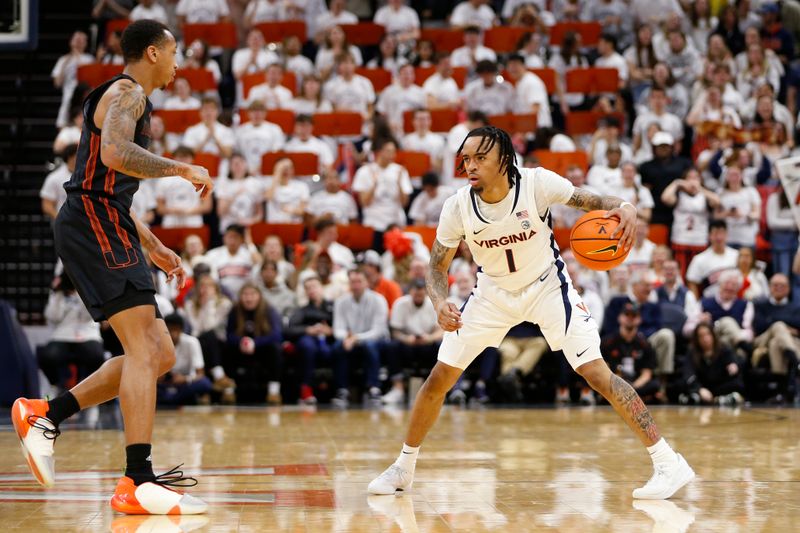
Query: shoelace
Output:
[[26, 415, 61, 440], [154, 464, 198, 488]]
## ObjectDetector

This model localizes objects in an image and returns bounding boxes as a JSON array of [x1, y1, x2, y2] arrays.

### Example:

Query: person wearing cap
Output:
[[632, 86, 683, 161], [462, 60, 515, 116], [505, 54, 551, 129], [639, 129, 692, 226], [358, 250, 403, 311], [450, 26, 497, 69], [383, 278, 444, 405], [600, 302, 660, 402], [235, 100, 286, 175]]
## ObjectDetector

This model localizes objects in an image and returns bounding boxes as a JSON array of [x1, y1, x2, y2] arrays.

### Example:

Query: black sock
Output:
[[46, 392, 81, 427], [125, 443, 156, 485]]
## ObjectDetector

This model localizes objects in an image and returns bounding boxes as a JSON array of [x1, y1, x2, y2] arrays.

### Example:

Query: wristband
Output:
[[619, 201, 636, 210]]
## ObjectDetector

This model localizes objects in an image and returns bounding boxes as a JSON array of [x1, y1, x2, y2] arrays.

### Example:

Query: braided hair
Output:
[[456, 125, 521, 187]]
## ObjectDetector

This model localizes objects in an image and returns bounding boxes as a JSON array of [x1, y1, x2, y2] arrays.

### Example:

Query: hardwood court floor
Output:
[[1, 405, 799, 532]]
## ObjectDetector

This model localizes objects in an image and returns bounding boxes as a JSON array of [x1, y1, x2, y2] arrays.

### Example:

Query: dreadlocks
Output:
[[456, 126, 521, 187]]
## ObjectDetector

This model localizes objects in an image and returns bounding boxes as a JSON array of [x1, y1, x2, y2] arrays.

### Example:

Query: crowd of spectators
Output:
[[38, 0, 800, 407]]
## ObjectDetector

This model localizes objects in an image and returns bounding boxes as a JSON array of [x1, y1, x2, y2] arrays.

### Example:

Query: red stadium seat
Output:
[[254, 20, 306, 43], [484, 27, 528, 53], [355, 67, 393, 92], [312, 112, 363, 136], [402, 108, 459, 133], [339, 22, 385, 46], [261, 151, 319, 175], [565, 68, 620, 93], [414, 66, 436, 85], [153, 109, 201, 134], [550, 22, 603, 47], [236, 109, 296, 135], [405, 225, 437, 249], [529, 68, 557, 93], [489, 113, 537, 135], [420, 28, 464, 52], [169, 68, 217, 92], [150, 225, 210, 251], [251, 223, 305, 247], [182, 22, 238, 49], [193, 152, 221, 177], [106, 18, 131, 36], [565, 111, 626, 136], [452, 67, 468, 88], [241, 71, 297, 99], [337, 224, 374, 251], [395, 151, 431, 178], [533, 150, 589, 175], [77, 64, 124, 88], [649, 224, 669, 246]]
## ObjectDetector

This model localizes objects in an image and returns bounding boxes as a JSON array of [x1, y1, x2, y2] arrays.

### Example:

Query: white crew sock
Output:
[[268, 381, 281, 396], [211, 366, 225, 381], [396, 443, 419, 472], [647, 438, 678, 467]]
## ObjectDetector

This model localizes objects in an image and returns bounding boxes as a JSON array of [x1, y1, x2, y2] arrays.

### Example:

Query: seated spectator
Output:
[[658, 29, 702, 89], [587, 116, 633, 168], [638, 62, 690, 119], [288, 75, 333, 115], [463, 60, 514, 116], [623, 219, 657, 271], [367, 34, 408, 77], [244, 0, 286, 28], [633, 88, 684, 163], [41, 144, 76, 221], [380, 226, 431, 285], [182, 97, 234, 161], [401, 109, 446, 174], [451, 26, 497, 69], [235, 100, 285, 176], [624, 24, 657, 98], [206, 224, 261, 296], [155, 146, 213, 228], [331, 269, 390, 406], [714, 165, 761, 248], [639, 131, 692, 226], [595, 33, 629, 90], [180, 39, 222, 85], [410, 39, 436, 68], [655, 259, 699, 318], [686, 85, 742, 128], [750, 95, 792, 159], [547, 30, 589, 113], [53, 107, 82, 155], [450, 0, 497, 29], [586, 145, 623, 193], [442, 111, 489, 185], [496, 323, 549, 402], [767, 185, 798, 277], [261, 235, 296, 288], [247, 63, 293, 110], [315, 0, 358, 40], [129, 0, 168, 23], [661, 167, 720, 275], [683, 270, 753, 356], [180, 235, 210, 277], [376, 64, 425, 139], [283, 114, 336, 177], [358, 250, 403, 311], [508, 1, 553, 30], [131, 174, 156, 226], [233, 30, 279, 105], [163, 77, 201, 110], [382, 278, 443, 405], [601, 302, 661, 401], [285, 276, 335, 405], [448, 269, 475, 308], [586, 0, 632, 48], [677, 323, 744, 405], [147, 115, 169, 156], [505, 54, 551, 129], [752, 273, 800, 401], [216, 153, 265, 233], [516, 31, 546, 68], [176, 0, 229, 25], [256, 259, 297, 321], [52, 31, 93, 128], [740, 82, 793, 136], [296, 248, 349, 306], [225, 282, 283, 404], [306, 169, 358, 225], [373, 0, 421, 49], [352, 138, 412, 247], [323, 52, 376, 117], [736, 247, 769, 301], [408, 172, 454, 227], [39, 274, 104, 395], [265, 157, 310, 223], [158, 314, 214, 405], [685, 220, 739, 298], [736, 43, 781, 101], [612, 162, 654, 221], [315, 25, 363, 81], [423, 53, 462, 110], [313, 218, 354, 271], [282, 35, 314, 81], [96, 30, 124, 65]]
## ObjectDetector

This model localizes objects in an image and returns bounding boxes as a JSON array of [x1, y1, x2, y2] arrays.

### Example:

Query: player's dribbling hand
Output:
[[149, 244, 186, 289], [606, 203, 637, 252], [183, 164, 214, 200], [436, 302, 462, 332]]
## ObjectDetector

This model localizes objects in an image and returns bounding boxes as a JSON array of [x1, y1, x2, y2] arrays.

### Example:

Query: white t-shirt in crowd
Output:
[[314, 45, 363, 74], [244, 0, 286, 23], [283, 136, 335, 170], [401, 131, 446, 170], [352, 162, 413, 231], [172, 333, 205, 380], [376, 83, 426, 131], [623, 239, 656, 270], [265, 178, 311, 223], [718, 187, 761, 247], [390, 294, 439, 336], [205, 244, 256, 296], [232, 48, 281, 78], [323, 75, 375, 114], [422, 73, 461, 108], [156, 175, 205, 228], [589, 138, 634, 167], [235, 121, 286, 174], [449, 1, 496, 29], [40, 164, 70, 215], [285, 54, 315, 80], [373, 5, 420, 35], [130, 3, 169, 23], [130, 179, 157, 222], [216, 176, 266, 233], [316, 9, 358, 34], [612, 184, 655, 211], [512, 71, 551, 128], [247, 82, 293, 109], [586, 165, 623, 194], [450, 45, 497, 68], [287, 96, 333, 115], [45, 291, 101, 343], [175, 0, 229, 23], [442, 122, 470, 185], [306, 189, 358, 224], [182, 121, 235, 155], [54, 126, 81, 151], [594, 52, 629, 83], [671, 191, 711, 247], [408, 186, 456, 226], [162, 95, 201, 110], [463, 79, 514, 116], [686, 246, 739, 295]]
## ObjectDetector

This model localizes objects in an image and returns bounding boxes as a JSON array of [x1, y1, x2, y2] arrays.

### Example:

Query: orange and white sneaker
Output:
[[11, 398, 58, 488], [111, 468, 208, 515]]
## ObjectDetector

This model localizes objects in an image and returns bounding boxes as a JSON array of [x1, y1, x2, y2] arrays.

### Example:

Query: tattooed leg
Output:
[[578, 359, 661, 446]]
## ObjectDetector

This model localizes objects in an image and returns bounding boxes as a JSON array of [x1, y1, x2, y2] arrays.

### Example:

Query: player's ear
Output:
[[146, 45, 158, 64]]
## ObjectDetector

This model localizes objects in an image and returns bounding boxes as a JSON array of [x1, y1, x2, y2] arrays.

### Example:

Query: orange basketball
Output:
[[569, 210, 629, 271]]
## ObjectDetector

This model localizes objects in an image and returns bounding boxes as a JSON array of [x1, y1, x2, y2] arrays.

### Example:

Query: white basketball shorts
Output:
[[438, 262, 602, 371]]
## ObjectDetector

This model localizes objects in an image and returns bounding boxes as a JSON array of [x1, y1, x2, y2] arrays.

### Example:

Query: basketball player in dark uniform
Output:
[[12, 21, 212, 514]]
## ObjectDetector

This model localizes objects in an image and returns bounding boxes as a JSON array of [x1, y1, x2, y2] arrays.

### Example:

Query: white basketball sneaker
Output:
[[633, 500, 695, 533], [632, 454, 695, 500], [367, 463, 414, 495]]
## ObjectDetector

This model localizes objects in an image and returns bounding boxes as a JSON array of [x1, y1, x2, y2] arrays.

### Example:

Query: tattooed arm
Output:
[[98, 80, 213, 198], [566, 187, 638, 251], [426, 239, 461, 332]]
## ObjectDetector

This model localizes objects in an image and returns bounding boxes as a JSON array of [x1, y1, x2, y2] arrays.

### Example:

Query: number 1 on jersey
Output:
[[505, 249, 517, 273]]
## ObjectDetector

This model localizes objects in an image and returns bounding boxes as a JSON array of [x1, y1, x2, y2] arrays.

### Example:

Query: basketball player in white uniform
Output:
[[369, 126, 695, 499]]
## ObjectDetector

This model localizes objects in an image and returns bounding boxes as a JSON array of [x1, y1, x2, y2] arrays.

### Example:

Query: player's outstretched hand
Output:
[[149, 244, 187, 289], [436, 301, 462, 332], [183, 164, 214, 200], [606, 203, 637, 252]]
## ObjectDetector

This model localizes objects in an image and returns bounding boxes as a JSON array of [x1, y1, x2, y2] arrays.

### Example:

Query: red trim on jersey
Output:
[[82, 133, 101, 190], [104, 168, 116, 196], [81, 195, 112, 253], [101, 197, 133, 249]]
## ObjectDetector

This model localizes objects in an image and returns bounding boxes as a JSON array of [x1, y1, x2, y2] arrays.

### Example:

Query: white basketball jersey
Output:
[[454, 171, 563, 292]]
